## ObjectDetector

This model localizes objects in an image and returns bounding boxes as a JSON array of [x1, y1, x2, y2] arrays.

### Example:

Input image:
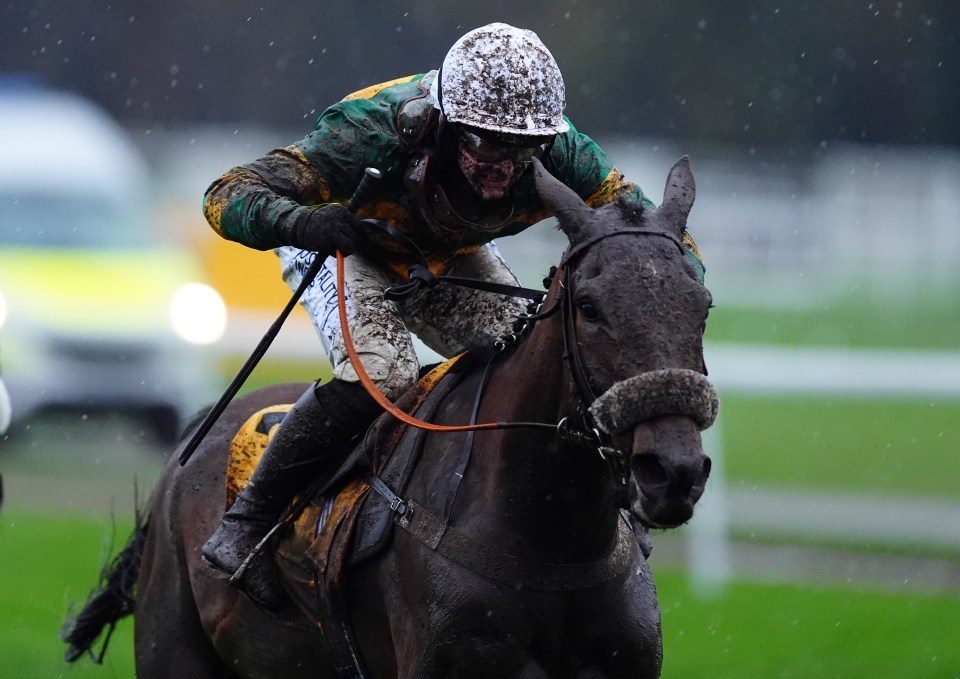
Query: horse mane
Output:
[[62, 510, 148, 664]]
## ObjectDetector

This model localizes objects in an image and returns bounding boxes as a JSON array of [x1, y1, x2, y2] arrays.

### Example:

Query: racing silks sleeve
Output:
[[202, 92, 405, 251]]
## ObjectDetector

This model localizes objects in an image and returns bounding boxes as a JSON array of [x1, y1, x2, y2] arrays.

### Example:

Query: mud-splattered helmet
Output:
[[433, 23, 569, 137]]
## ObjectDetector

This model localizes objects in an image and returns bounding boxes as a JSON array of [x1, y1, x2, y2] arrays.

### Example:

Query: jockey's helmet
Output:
[[433, 23, 569, 138]]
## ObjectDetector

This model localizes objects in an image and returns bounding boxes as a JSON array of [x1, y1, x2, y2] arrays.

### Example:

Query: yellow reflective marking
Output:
[[0, 249, 199, 332]]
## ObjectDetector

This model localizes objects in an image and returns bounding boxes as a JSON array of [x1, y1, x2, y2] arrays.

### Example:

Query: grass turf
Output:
[[0, 511, 137, 678], [706, 296, 960, 351], [656, 570, 960, 678], [1, 510, 957, 678], [717, 394, 960, 501]]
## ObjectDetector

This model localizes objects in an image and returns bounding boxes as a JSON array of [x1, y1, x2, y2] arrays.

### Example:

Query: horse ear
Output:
[[531, 157, 594, 241], [657, 156, 696, 236]]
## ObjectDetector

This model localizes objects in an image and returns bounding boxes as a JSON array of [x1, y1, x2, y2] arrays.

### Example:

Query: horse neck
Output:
[[455, 294, 621, 561]]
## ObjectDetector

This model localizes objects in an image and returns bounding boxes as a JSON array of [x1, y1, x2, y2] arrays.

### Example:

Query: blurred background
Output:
[[1, 1, 958, 677]]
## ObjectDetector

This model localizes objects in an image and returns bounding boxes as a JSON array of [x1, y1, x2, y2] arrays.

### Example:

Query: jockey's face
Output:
[[455, 126, 551, 200]]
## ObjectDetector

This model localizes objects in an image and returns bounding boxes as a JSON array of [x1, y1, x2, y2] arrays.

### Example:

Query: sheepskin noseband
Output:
[[588, 369, 719, 434]]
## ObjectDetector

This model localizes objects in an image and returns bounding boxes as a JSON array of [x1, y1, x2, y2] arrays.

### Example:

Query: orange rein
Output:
[[336, 251, 503, 433]]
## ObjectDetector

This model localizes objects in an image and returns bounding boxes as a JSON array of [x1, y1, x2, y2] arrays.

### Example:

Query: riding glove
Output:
[[287, 203, 365, 257]]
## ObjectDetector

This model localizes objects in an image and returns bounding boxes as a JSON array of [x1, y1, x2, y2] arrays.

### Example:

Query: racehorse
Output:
[[64, 157, 717, 678]]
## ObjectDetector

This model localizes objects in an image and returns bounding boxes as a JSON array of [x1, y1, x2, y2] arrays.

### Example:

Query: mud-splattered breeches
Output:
[[275, 243, 529, 399]]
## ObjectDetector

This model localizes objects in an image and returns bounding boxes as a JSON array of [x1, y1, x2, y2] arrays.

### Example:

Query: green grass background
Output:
[[719, 394, 960, 500], [706, 297, 960, 351], [2, 512, 138, 678]]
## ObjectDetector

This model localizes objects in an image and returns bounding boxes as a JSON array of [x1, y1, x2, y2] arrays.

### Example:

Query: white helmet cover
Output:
[[435, 23, 569, 136]]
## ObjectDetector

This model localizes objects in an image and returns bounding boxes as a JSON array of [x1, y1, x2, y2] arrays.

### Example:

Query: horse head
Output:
[[533, 157, 716, 529]]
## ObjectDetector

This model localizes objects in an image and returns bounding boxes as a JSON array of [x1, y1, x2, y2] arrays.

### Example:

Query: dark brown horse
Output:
[[65, 157, 716, 678]]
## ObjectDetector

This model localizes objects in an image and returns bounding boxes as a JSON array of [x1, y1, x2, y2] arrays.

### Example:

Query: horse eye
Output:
[[577, 300, 601, 321]]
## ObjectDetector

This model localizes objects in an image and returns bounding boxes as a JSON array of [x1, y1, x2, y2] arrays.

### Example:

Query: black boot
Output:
[[201, 379, 381, 610]]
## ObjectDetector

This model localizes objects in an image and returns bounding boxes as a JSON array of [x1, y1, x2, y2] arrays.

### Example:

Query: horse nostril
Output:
[[688, 456, 712, 504], [633, 455, 668, 492], [700, 456, 712, 484]]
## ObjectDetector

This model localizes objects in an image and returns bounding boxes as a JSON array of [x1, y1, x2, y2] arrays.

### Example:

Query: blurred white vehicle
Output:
[[0, 80, 226, 442]]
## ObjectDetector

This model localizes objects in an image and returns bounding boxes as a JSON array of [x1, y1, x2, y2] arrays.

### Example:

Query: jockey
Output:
[[201, 22, 704, 609]]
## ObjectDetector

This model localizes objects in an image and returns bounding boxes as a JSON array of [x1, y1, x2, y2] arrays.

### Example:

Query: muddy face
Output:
[[456, 146, 525, 200]]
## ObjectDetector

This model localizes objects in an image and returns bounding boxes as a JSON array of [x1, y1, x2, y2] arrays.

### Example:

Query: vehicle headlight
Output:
[[169, 283, 227, 345]]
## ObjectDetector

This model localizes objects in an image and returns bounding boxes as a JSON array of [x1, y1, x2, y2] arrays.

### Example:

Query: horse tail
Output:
[[62, 511, 149, 664]]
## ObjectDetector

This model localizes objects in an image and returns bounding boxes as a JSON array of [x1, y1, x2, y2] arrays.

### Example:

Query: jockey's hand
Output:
[[291, 204, 365, 256]]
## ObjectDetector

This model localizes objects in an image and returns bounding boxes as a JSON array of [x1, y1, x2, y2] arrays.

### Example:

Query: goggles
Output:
[[456, 126, 553, 165]]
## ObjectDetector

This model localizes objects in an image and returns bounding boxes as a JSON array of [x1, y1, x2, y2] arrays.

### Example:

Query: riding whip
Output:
[[178, 167, 382, 466]]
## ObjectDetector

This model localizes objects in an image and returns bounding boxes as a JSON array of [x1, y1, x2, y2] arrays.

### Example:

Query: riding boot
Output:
[[201, 379, 381, 610]]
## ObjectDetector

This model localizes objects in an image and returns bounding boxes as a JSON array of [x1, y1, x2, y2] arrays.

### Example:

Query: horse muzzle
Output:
[[627, 416, 712, 528], [588, 369, 718, 529]]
